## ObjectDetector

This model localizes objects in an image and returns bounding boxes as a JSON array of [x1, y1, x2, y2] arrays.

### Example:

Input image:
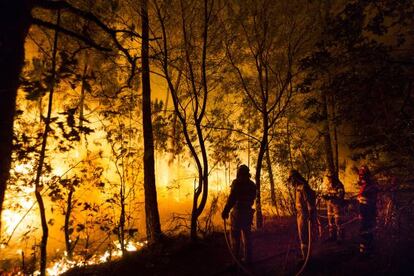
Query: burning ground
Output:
[[61, 216, 414, 276]]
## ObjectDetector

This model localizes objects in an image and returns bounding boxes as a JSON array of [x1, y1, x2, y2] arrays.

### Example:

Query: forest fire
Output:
[[1, 0, 413, 275], [2, 187, 35, 237], [43, 240, 147, 276]]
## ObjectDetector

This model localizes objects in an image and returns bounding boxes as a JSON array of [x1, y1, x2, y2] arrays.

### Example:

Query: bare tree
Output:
[[224, 0, 307, 227], [32, 10, 60, 276], [141, 0, 162, 242], [0, 0, 151, 224], [0, 1, 33, 229], [153, 0, 218, 240]]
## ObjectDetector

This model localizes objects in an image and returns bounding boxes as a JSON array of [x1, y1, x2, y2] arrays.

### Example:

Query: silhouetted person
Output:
[[322, 171, 345, 242], [357, 165, 378, 256], [288, 169, 317, 259], [222, 165, 256, 263]]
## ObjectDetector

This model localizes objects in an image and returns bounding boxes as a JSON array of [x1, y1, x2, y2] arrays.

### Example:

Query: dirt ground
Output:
[[64, 216, 414, 276]]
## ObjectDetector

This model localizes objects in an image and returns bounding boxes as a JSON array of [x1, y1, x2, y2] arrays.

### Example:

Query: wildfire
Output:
[[2, 186, 36, 237], [2, 160, 72, 239], [13, 164, 33, 175], [42, 240, 147, 276]]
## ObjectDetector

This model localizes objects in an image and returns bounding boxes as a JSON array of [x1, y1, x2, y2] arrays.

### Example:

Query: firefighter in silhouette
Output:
[[357, 165, 378, 256], [322, 171, 345, 242], [222, 165, 256, 263], [288, 169, 317, 259]]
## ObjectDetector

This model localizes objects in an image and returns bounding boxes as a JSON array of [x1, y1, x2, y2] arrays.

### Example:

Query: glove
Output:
[[221, 210, 229, 220]]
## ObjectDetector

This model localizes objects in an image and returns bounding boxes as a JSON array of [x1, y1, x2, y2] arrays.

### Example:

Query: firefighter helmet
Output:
[[237, 164, 251, 178]]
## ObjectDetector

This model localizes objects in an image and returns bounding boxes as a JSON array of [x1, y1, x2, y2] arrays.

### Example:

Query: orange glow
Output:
[[43, 240, 147, 276]]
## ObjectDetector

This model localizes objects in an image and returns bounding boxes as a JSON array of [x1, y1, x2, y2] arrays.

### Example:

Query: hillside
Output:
[[63, 216, 414, 276]]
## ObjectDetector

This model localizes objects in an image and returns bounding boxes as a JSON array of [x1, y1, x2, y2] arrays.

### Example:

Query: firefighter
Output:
[[322, 171, 345, 242], [357, 165, 378, 256], [288, 169, 317, 259], [222, 165, 256, 263]]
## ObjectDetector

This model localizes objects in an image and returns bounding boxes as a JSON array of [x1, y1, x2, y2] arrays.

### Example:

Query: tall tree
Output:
[[0, 0, 134, 231], [301, 0, 414, 175], [321, 90, 337, 177], [32, 9, 60, 275], [0, 1, 33, 231], [153, 0, 216, 240], [223, 0, 315, 227], [141, 0, 162, 242]]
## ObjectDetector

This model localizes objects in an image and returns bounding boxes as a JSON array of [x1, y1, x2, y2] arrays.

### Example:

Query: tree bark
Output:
[[255, 111, 269, 228], [33, 10, 60, 275], [189, 0, 210, 241], [119, 180, 126, 254], [321, 90, 336, 177], [0, 0, 32, 230], [265, 146, 278, 215], [286, 118, 294, 168], [64, 188, 74, 259], [190, 121, 209, 241], [154, 0, 210, 241], [330, 94, 339, 173], [78, 61, 88, 129], [141, 0, 162, 243]]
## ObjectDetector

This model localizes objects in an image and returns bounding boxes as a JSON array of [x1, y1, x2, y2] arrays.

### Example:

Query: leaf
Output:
[[76, 223, 85, 232]]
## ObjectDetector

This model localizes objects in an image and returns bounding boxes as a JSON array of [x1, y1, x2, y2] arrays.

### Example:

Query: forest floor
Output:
[[64, 216, 414, 276]]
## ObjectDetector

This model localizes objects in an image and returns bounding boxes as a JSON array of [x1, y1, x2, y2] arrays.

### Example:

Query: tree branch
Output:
[[201, 125, 260, 143], [31, 17, 111, 52], [35, 0, 152, 39]]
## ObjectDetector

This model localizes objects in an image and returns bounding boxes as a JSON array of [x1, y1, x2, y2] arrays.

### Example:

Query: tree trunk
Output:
[[119, 180, 126, 254], [190, 181, 200, 240], [65, 58, 88, 259], [34, 10, 60, 275], [64, 188, 74, 259], [265, 146, 278, 215], [321, 90, 336, 177], [255, 112, 269, 228], [34, 191, 48, 276], [330, 94, 339, 173], [167, 73, 181, 165], [333, 123, 339, 173], [0, 0, 32, 230], [78, 62, 88, 129], [190, 122, 209, 241], [141, 0, 162, 243], [196, 0, 210, 233], [155, 0, 210, 241], [286, 118, 294, 168]]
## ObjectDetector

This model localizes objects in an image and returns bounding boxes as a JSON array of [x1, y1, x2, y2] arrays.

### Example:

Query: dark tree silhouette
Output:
[[0, 1, 33, 230], [141, 0, 162, 242]]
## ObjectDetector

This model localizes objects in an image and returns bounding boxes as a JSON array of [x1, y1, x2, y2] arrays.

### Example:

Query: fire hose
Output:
[[317, 214, 360, 228], [223, 217, 311, 276], [295, 219, 312, 276], [223, 215, 357, 276], [223, 218, 255, 276]]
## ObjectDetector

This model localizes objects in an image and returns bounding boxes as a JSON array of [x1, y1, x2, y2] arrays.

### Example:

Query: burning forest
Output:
[[0, 0, 413, 275]]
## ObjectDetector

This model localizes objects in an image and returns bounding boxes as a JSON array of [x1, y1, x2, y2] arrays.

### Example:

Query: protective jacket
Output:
[[222, 176, 256, 262], [325, 179, 345, 203], [223, 177, 256, 229], [358, 176, 378, 254], [324, 177, 345, 240], [358, 179, 377, 207], [295, 184, 317, 258], [296, 184, 316, 218]]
